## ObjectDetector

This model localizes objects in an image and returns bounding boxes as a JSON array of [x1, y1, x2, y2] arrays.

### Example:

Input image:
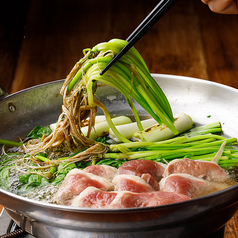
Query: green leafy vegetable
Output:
[[26, 126, 52, 140], [0, 166, 11, 190], [18, 173, 31, 184], [18, 174, 50, 194], [51, 162, 77, 185]]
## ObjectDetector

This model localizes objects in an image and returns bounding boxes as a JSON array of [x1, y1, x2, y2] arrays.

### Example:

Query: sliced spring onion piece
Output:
[[81, 116, 132, 139], [109, 118, 157, 142], [133, 113, 193, 142]]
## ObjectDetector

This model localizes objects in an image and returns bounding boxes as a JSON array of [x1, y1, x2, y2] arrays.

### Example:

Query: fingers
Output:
[[202, 0, 238, 14]]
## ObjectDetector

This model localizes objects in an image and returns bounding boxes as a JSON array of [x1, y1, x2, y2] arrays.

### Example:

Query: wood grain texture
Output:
[[0, 0, 30, 92], [0, 0, 238, 237]]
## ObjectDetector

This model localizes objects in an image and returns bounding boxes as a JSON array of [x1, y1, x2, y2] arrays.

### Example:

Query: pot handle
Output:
[[0, 86, 9, 101]]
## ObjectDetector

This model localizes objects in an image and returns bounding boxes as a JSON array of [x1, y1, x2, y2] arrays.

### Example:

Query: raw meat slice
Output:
[[119, 159, 166, 181], [163, 158, 229, 182], [140, 173, 160, 190], [53, 168, 114, 205], [72, 187, 118, 208], [84, 165, 118, 181], [110, 190, 191, 208], [118, 159, 166, 190], [160, 173, 230, 198], [112, 174, 155, 193], [71, 187, 190, 209]]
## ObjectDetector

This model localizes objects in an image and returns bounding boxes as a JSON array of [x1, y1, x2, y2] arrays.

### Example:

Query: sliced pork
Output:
[[84, 165, 118, 181], [140, 173, 160, 190], [71, 187, 190, 209], [53, 169, 114, 205], [118, 159, 166, 190], [53, 158, 234, 209], [160, 173, 230, 198], [110, 190, 191, 208], [72, 187, 118, 208], [163, 158, 229, 182], [112, 174, 155, 193], [119, 159, 166, 181]]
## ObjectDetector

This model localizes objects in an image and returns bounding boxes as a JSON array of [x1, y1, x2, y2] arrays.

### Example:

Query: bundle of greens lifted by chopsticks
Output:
[[61, 38, 178, 144], [16, 38, 180, 158]]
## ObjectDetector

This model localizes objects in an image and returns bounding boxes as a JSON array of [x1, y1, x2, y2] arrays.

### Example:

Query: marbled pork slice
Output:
[[112, 174, 155, 193], [160, 173, 230, 198], [53, 168, 114, 205], [83, 165, 118, 181], [71, 186, 118, 208], [119, 159, 166, 181], [110, 190, 191, 208], [72, 188, 190, 209], [118, 159, 166, 190], [163, 158, 229, 182]]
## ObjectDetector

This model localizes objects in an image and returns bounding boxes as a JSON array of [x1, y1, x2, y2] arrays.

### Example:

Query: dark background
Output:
[[1, 0, 238, 94]]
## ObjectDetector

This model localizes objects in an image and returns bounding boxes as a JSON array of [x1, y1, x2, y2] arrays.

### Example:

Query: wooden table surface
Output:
[[0, 0, 238, 237]]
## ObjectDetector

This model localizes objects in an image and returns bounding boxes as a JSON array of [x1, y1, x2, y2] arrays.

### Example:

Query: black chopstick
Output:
[[100, 0, 177, 75]]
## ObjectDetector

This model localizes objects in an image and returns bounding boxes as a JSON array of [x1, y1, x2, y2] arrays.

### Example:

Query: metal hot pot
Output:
[[0, 74, 238, 238]]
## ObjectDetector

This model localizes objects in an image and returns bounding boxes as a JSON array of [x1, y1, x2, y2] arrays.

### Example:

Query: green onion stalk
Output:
[[60, 39, 178, 147], [96, 122, 238, 170], [104, 134, 238, 169]]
